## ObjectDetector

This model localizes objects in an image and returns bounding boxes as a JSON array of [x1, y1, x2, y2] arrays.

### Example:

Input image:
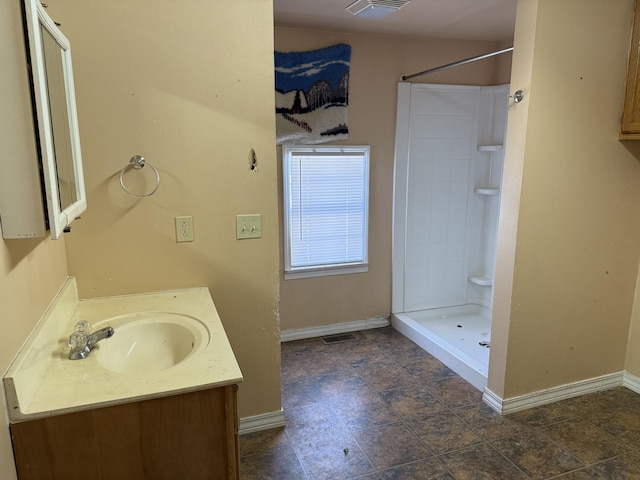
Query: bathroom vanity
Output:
[[10, 386, 239, 479], [3, 278, 243, 480]]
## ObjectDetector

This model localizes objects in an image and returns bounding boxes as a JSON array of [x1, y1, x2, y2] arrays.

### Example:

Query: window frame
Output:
[[282, 145, 370, 280]]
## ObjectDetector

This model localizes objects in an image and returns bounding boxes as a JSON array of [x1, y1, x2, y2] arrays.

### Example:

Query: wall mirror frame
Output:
[[22, 0, 86, 239]]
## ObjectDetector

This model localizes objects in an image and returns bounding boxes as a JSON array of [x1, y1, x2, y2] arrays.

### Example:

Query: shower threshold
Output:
[[391, 304, 491, 391]]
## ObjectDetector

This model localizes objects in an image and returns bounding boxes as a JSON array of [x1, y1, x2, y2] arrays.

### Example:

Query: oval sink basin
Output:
[[93, 312, 210, 374]]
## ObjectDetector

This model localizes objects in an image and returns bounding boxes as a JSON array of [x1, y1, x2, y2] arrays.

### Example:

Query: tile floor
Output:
[[240, 327, 640, 479]]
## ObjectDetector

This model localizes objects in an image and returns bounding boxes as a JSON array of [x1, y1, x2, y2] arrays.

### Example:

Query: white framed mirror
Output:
[[23, 0, 86, 239]]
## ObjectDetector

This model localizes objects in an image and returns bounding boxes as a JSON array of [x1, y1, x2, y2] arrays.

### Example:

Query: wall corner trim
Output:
[[623, 371, 640, 394], [483, 371, 626, 414], [240, 409, 285, 435]]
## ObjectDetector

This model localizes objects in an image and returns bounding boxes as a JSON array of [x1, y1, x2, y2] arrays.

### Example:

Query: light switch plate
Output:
[[236, 214, 262, 239]]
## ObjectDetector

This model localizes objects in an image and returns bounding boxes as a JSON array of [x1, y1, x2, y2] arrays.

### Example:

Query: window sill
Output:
[[284, 264, 369, 280]]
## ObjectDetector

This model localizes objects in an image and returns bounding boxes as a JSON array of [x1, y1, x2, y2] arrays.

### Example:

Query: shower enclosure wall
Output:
[[392, 83, 508, 390]]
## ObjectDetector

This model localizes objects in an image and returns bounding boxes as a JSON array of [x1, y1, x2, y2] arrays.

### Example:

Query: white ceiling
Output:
[[273, 0, 517, 43]]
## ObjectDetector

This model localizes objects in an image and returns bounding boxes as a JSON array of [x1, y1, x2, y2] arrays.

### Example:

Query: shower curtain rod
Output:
[[401, 46, 513, 81]]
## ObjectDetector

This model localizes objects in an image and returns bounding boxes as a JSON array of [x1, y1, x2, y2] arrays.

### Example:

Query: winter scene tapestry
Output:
[[275, 44, 350, 145]]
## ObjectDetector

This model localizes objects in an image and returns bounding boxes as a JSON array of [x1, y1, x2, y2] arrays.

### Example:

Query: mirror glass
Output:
[[39, 24, 77, 211]]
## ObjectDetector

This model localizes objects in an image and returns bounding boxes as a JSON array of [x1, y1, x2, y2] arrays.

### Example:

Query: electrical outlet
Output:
[[175, 216, 194, 242], [236, 214, 262, 239]]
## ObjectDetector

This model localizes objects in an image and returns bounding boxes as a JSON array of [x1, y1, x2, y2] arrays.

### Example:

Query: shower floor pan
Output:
[[391, 304, 491, 391]]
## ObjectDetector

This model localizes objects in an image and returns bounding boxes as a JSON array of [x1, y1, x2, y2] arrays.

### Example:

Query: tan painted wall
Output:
[[48, 0, 281, 419], [275, 28, 512, 331], [0, 2, 71, 478], [0, 239, 68, 480], [490, 0, 640, 399]]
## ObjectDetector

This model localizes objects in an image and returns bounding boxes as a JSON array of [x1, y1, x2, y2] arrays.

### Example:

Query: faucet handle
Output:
[[68, 321, 91, 349], [74, 320, 91, 335], [68, 331, 87, 350]]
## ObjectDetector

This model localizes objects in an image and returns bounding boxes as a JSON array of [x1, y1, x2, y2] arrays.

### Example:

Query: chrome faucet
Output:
[[68, 321, 115, 360]]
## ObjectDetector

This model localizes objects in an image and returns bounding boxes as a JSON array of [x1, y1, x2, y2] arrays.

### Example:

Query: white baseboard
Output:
[[239, 408, 285, 435], [280, 315, 390, 342], [483, 371, 625, 415], [623, 371, 640, 394]]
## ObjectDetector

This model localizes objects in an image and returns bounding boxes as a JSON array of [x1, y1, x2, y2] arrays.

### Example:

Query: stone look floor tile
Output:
[[329, 394, 399, 431], [540, 417, 632, 464], [440, 443, 529, 479], [588, 401, 640, 445], [352, 422, 433, 470], [331, 338, 390, 365], [408, 409, 482, 454], [378, 384, 447, 421], [297, 349, 351, 376], [280, 357, 309, 382], [241, 328, 640, 479], [590, 450, 640, 479], [239, 427, 289, 458], [281, 376, 321, 410], [552, 469, 605, 479], [509, 401, 577, 427], [295, 438, 375, 480], [454, 401, 530, 440], [349, 474, 382, 480], [558, 393, 619, 417], [402, 356, 458, 382], [313, 370, 372, 401], [492, 429, 585, 479], [284, 403, 346, 435], [352, 361, 418, 392], [599, 387, 640, 405], [378, 457, 456, 480], [240, 436, 310, 480], [424, 376, 484, 407]]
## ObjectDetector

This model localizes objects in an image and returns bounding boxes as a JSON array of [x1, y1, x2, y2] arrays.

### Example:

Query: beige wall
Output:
[[48, 0, 281, 419], [0, 237, 68, 480], [0, 2, 71, 479], [0, 239, 68, 480], [275, 28, 511, 331], [490, 0, 640, 399]]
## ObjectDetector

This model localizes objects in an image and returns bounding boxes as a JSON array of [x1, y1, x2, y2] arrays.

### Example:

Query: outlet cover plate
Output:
[[175, 216, 194, 242], [236, 214, 261, 239]]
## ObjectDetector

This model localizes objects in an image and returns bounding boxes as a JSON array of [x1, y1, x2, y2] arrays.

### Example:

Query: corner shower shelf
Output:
[[468, 275, 493, 287], [474, 187, 499, 195], [477, 145, 503, 151]]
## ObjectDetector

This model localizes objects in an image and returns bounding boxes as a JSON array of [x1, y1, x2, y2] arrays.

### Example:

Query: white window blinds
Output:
[[283, 146, 370, 279]]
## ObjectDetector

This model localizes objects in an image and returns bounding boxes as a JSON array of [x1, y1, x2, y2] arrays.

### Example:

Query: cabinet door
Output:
[[11, 386, 239, 480], [621, 1, 640, 139]]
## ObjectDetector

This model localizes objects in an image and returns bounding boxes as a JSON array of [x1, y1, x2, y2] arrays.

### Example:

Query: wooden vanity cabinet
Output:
[[621, 0, 640, 139], [10, 385, 239, 480]]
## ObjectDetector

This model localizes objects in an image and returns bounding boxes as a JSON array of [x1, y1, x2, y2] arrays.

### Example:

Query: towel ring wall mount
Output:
[[119, 155, 160, 198]]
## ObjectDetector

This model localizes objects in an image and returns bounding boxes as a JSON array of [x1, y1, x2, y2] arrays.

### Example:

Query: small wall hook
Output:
[[508, 90, 524, 103]]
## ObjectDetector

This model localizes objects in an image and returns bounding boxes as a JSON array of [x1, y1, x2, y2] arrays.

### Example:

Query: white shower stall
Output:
[[392, 82, 508, 390]]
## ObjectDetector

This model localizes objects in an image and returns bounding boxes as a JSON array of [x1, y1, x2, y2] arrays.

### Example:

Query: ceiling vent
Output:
[[345, 0, 410, 19]]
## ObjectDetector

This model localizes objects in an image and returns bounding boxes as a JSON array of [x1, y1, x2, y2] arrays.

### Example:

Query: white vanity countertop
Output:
[[3, 278, 243, 422]]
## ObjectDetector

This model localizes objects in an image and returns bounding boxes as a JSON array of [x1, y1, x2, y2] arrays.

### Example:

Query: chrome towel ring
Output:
[[119, 155, 160, 198]]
